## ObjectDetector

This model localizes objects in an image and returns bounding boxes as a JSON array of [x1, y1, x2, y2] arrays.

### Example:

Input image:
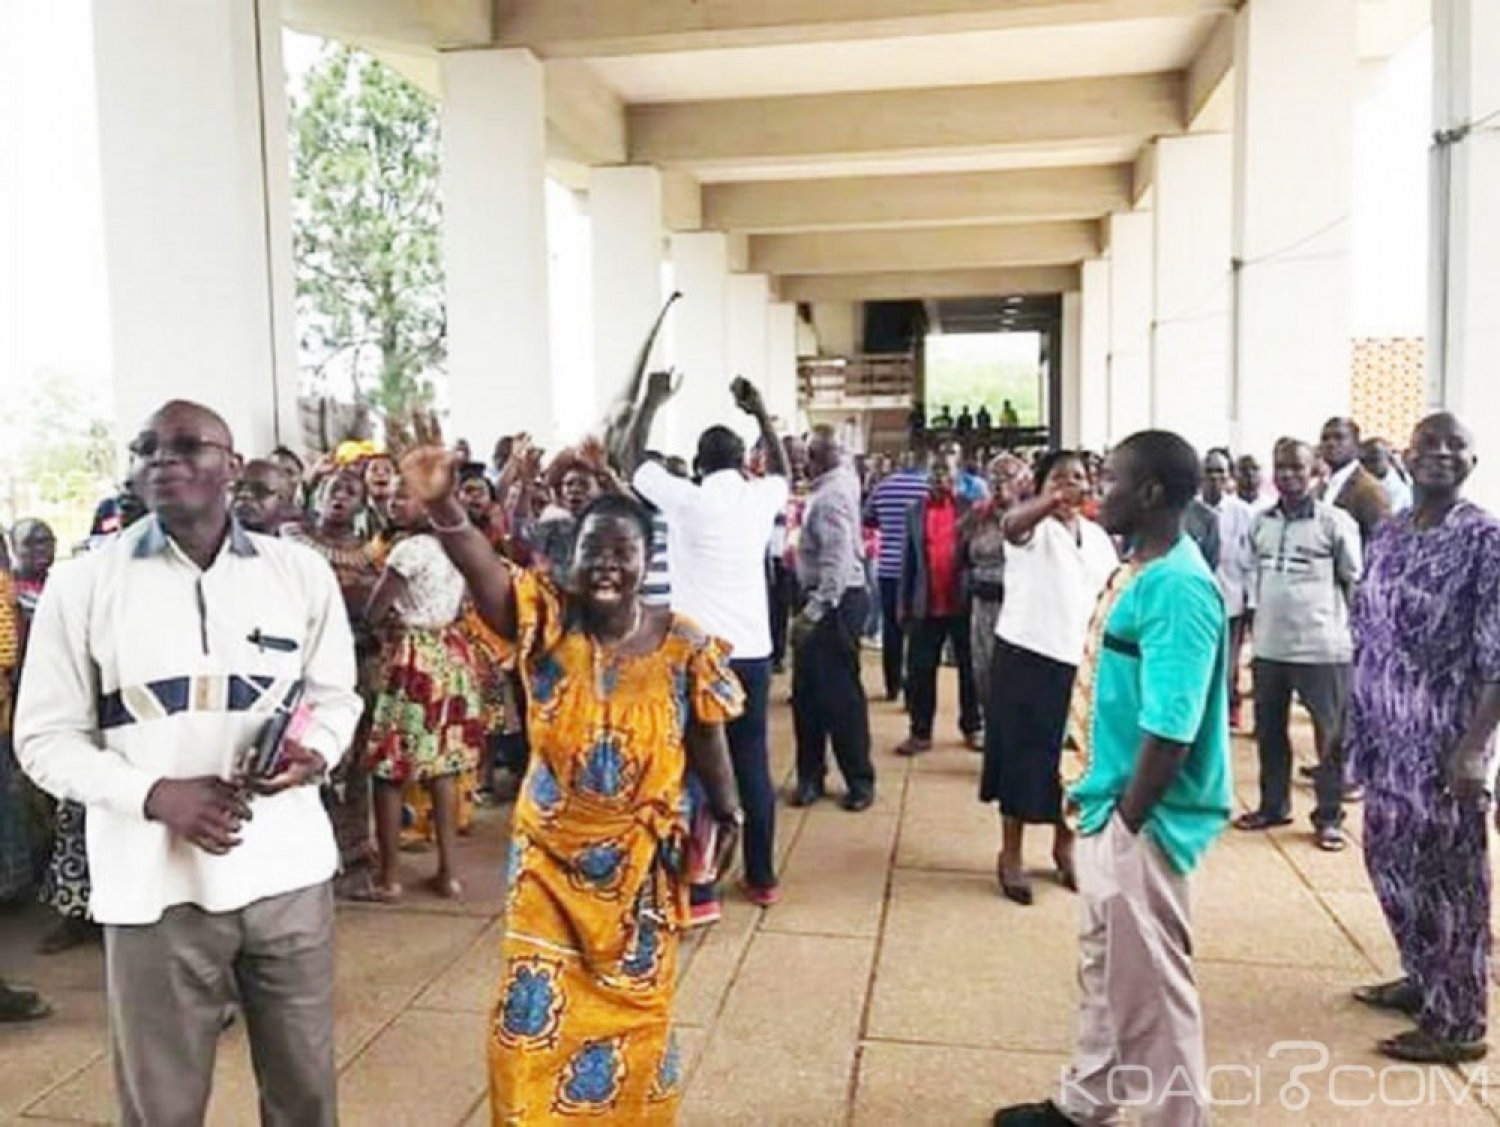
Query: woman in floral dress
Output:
[[399, 446, 744, 1125], [364, 477, 484, 900]]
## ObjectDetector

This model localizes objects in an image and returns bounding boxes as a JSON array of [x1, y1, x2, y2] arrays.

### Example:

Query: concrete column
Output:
[[725, 274, 770, 442], [1079, 258, 1111, 451], [1152, 133, 1233, 452], [1106, 211, 1153, 443], [91, 0, 298, 453], [1432, 0, 1500, 506], [441, 50, 553, 441], [1059, 291, 1082, 448], [765, 302, 799, 431], [590, 166, 663, 425], [666, 231, 730, 455], [1231, 0, 1356, 464]]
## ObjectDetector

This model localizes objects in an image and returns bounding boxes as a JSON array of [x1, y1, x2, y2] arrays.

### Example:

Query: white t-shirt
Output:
[[386, 534, 467, 629], [633, 462, 790, 660], [996, 516, 1119, 666]]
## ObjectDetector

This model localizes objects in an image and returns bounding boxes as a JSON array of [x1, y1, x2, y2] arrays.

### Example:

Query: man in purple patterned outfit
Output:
[[1346, 412, 1500, 1064]]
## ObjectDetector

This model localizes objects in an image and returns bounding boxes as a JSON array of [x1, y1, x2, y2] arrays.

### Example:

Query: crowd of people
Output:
[[0, 373, 1495, 1126]]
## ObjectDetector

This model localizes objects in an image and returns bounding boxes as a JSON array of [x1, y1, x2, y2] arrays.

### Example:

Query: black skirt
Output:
[[979, 637, 1078, 823]]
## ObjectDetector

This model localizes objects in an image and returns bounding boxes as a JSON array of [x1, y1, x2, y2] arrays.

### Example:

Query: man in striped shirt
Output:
[[864, 453, 929, 702]]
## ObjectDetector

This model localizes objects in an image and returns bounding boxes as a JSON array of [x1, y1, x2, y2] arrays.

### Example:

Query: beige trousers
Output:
[[105, 882, 336, 1127], [1057, 813, 1209, 1127]]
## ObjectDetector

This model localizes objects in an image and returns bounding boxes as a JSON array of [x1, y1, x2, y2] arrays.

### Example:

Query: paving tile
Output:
[[1318, 891, 1402, 978], [672, 899, 762, 1028], [1194, 838, 1370, 971], [762, 810, 897, 939], [852, 1041, 1068, 1126], [1199, 961, 1493, 1124], [412, 918, 505, 1014], [896, 769, 1000, 875], [0, 987, 107, 1122], [867, 868, 1078, 1055], [682, 932, 874, 1125], [331, 908, 491, 1063], [338, 1009, 488, 1126]]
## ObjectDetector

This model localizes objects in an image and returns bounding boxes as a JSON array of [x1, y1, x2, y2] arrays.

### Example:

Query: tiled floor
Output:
[[3, 660, 1498, 1124]]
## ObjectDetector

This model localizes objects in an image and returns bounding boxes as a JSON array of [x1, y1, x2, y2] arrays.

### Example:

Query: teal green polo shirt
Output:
[[1069, 535, 1233, 874]]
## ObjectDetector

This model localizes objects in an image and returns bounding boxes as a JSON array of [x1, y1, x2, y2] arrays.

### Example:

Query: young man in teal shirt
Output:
[[995, 431, 1232, 1127]]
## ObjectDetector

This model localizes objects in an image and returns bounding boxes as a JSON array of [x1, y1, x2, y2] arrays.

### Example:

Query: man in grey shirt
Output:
[[1236, 438, 1362, 852], [790, 426, 876, 811]]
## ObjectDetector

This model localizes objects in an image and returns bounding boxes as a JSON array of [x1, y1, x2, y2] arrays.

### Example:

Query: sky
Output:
[[0, 2, 1435, 447]]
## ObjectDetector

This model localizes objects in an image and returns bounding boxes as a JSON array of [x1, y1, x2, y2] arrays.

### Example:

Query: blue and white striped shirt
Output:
[[866, 470, 929, 580]]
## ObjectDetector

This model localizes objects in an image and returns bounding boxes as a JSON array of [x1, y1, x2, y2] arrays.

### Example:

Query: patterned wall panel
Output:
[[1351, 337, 1427, 445]]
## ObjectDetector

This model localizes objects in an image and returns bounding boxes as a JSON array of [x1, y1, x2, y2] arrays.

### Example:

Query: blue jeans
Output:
[[691, 658, 778, 902]]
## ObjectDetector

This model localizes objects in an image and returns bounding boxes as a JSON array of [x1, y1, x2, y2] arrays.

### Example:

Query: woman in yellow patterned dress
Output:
[[399, 447, 745, 1125]]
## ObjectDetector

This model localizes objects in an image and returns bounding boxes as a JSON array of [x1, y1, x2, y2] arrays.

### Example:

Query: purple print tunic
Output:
[[1347, 502, 1500, 798]]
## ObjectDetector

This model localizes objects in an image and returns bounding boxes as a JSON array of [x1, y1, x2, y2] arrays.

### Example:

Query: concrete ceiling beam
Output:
[[544, 60, 627, 167], [750, 220, 1099, 275], [285, 0, 491, 49], [492, 0, 1233, 57], [702, 164, 1130, 233], [1185, 12, 1236, 128], [778, 266, 1080, 302], [628, 73, 1184, 169]]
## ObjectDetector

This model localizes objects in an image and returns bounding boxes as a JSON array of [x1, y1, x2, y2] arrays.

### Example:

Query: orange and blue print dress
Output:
[[480, 571, 743, 1124]]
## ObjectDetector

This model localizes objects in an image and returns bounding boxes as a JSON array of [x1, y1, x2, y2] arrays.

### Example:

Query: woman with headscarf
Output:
[[398, 444, 744, 1124], [980, 451, 1118, 905]]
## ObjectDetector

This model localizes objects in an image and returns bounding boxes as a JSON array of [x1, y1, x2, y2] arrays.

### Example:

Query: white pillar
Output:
[[441, 50, 553, 442], [91, 0, 298, 454], [1079, 258, 1111, 451], [765, 302, 799, 431], [590, 167, 663, 425], [1107, 212, 1153, 443], [1232, 0, 1356, 463], [1432, 0, 1500, 506], [1059, 292, 1082, 448], [725, 274, 770, 443], [666, 232, 730, 456], [1152, 134, 1234, 452]]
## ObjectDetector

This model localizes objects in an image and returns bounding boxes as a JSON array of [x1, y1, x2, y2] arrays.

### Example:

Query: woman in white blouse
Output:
[[979, 451, 1118, 905]]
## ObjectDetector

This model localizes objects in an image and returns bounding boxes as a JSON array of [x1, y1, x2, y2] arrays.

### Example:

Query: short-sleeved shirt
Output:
[[867, 470, 929, 580], [385, 534, 466, 628], [1067, 535, 1232, 874]]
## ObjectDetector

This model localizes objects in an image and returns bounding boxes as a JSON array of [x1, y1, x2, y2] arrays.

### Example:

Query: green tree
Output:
[[290, 44, 445, 420], [0, 370, 117, 547]]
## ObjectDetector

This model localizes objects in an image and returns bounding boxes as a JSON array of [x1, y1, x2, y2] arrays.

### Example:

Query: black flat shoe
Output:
[[993, 1098, 1076, 1125], [789, 782, 825, 808], [841, 788, 875, 813], [1378, 1028, 1488, 1064], [1353, 976, 1421, 1016]]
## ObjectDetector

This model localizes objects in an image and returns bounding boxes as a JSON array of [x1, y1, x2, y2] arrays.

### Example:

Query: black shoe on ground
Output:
[[38, 916, 100, 956], [1379, 1027, 1488, 1064], [1352, 976, 1421, 1016], [789, 781, 825, 808], [993, 1099, 1077, 1126], [841, 787, 876, 813]]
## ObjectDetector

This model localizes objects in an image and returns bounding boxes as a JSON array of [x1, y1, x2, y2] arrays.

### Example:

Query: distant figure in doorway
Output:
[[932, 405, 955, 431], [956, 406, 975, 436], [975, 404, 994, 436], [1000, 399, 1020, 429]]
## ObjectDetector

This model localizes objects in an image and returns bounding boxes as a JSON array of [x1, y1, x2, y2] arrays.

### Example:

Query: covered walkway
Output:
[[3, 670, 1494, 1125]]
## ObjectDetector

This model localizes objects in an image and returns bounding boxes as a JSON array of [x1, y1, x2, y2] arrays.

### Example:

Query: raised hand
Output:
[[731, 376, 767, 417], [645, 369, 682, 405], [399, 445, 459, 505]]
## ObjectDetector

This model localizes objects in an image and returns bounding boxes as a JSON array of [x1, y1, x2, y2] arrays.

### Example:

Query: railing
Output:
[[798, 353, 915, 406]]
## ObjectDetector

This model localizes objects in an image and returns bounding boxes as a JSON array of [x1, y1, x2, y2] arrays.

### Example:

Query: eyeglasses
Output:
[[129, 434, 235, 461]]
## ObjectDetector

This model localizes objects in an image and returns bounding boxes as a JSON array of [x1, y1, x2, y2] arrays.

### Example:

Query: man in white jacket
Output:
[[17, 400, 362, 1127]]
